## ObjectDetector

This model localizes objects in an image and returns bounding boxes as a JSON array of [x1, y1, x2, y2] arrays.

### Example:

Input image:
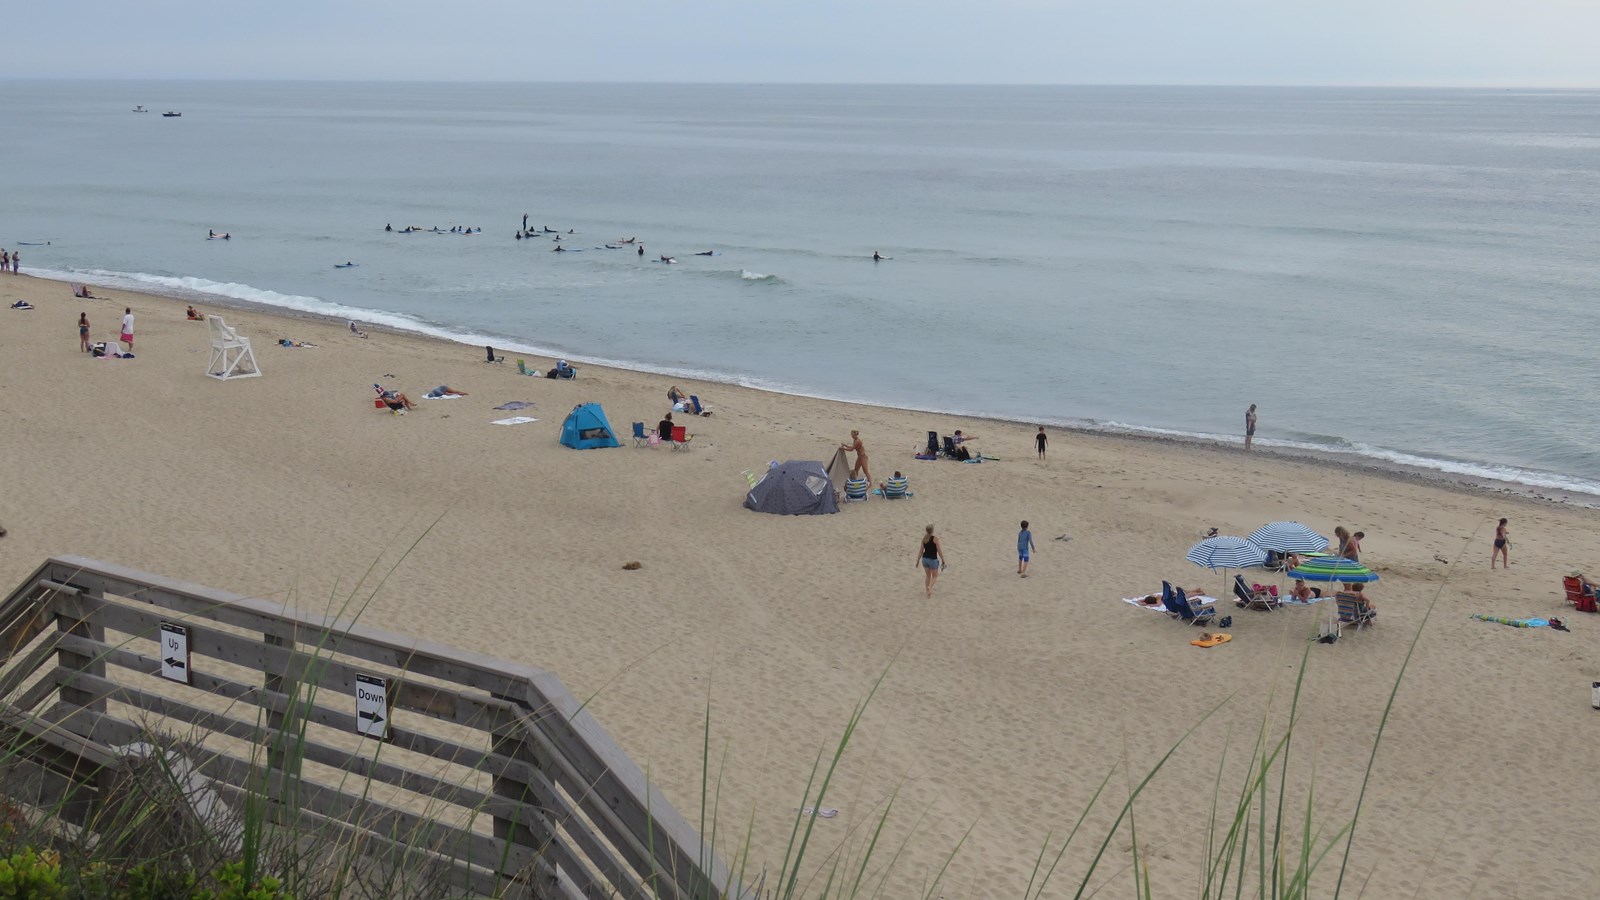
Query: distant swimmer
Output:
[[638, 244, 645, 257], [552, 245, 566, 252], [568, 229, 574, 234], [659, 255, 676, 264], [618, 237, 637, 244], [522, 213, 528, 231], [516, 231, 524, 240], [385, 223, 393, 232], [335, 262, 357, 268], [694, 251, 714, 256], [543, 226, 556, 233], [873, 251, 892, 261]]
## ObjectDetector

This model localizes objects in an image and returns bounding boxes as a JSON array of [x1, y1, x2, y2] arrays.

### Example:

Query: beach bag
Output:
[[91, 342, 107, 358], [1317, 613, 1341, 644]]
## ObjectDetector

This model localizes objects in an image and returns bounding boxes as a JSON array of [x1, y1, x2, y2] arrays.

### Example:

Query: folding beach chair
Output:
[[926, 431, 939, 456], [942, 435, 956, 457], [1562, 576, 1596, 612], [670, 425, 693, 450], [1335, 592, 1376, 629], [880, 476, 911, 499], [516, 359, 541, 377], [1233, 574, 1280, 611], [485, 345, 504, 364], [843, 478, 869, 501], [690, 395, 711, 416], [631, 422, 651, 447], [1163, 587, 1216, 625]]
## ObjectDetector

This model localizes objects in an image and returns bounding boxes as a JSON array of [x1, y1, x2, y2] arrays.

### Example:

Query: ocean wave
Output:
[[740, 270, 779, 282]]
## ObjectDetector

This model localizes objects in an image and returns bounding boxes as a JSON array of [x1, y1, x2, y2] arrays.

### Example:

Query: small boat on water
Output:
[[132, 105, 148, 113], [162, 111, 181, 118]]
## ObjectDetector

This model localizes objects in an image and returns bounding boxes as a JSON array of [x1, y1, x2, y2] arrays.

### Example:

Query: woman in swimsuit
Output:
[[840, 430, 871, 483], [1492, 518, 1510, 569], [916, 525, 945, 598], [1334, 526, 1351, 559], [78, 313, 90, 353]]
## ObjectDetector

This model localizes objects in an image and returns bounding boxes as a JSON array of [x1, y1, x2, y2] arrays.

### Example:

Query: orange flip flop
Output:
[[1191, 633, 1233, 648]]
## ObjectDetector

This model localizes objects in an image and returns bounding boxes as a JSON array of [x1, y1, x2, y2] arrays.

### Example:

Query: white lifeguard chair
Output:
[[206, 315, 261, 380]]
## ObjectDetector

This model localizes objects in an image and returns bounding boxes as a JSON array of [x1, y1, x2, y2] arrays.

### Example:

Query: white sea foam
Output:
[[740, 270, 776, 281]]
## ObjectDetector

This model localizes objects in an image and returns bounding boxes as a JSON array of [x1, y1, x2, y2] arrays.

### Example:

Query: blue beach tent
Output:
[[559, 402, 620, 449]]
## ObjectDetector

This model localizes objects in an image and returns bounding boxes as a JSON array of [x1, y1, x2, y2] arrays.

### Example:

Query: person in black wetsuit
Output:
[[638, 245, 645, 257], [385, 223, 393, 232]]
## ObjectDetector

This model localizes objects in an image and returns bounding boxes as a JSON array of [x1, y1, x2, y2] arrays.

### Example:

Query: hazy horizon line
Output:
[[5, 77, 1599, 91]]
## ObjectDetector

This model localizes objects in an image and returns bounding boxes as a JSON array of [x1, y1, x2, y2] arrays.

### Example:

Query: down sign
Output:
[[354, 673, 391, 740]]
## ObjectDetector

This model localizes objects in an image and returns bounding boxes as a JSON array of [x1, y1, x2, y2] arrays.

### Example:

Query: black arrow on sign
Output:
[[358, 709, 385, 724], [164, 657, 187, 670]]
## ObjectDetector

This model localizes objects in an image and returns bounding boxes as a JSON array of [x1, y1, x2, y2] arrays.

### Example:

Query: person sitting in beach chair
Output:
[[373, 384, 414, 412], [1563, 571, 1597, 612], [1162, 584, 1217, 625], [878, 472, 912, 499], [187, 305, 206, 320], [1335, 584, 1376, 628], [548, 360, 577, 379], [1232, 574, 1280, 610], [843, 477, 869, 501], [348, 321, 368, 339], [73, 284, 95, 299], [485, 345, 504, 364]]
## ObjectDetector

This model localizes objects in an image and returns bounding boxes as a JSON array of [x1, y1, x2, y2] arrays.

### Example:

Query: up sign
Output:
[[158, 623, 191, 685]]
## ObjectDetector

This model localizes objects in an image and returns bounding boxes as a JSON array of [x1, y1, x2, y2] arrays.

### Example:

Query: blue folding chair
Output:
[[631, 422, 651, 447]]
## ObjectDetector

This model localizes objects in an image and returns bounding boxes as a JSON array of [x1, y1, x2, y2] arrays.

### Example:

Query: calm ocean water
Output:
[[6, 81, 1600, 494]]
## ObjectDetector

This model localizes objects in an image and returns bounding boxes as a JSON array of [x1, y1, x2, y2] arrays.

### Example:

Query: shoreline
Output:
[[31, 268, 1600, 511]]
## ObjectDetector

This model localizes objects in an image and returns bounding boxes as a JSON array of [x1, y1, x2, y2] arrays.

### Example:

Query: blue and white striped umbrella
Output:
[[1186, 536, 1269, 571], [1246, 521, 1330, 553]]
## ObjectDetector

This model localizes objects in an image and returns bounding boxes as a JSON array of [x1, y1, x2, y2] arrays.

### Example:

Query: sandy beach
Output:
[[3, 272, 1598, 897]]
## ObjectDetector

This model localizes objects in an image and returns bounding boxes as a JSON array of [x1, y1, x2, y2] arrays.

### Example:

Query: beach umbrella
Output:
[[1245, 521, 1329, 553], [1187, 536, 1269, 570], [1288, 557, 1379, 583], [1187, 536, 1269, 598]]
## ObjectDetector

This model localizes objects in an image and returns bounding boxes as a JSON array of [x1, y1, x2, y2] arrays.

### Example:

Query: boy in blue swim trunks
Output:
[[1017, 520, 1036, 577]]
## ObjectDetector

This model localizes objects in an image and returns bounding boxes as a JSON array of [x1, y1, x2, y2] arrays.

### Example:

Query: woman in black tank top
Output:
[[916, 525, 944, 598]]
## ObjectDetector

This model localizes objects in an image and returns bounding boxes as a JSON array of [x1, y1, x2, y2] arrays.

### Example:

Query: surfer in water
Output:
[[695, 251, 714, 256], [552, 245, 566, 252], [638, 245, 645, 257], [385, 223, 393, 232], [523, 213, 528, 232]]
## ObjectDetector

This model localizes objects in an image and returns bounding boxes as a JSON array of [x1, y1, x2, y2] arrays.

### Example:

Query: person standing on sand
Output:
[[1017, 520, 1037, 577], [1492, 518, 1511, 569], [78, 312, 90, 353], [1245, 404, 1257, 450], [9, 250, 17, 274], [841, 430, 871, 483], [1035, 426, 1048, 460], [917, 525, 945, 597], [119, 307, 134, 351]]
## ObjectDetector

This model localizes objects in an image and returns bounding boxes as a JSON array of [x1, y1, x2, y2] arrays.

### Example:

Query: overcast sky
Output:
[[9, 0, 1600, 86]]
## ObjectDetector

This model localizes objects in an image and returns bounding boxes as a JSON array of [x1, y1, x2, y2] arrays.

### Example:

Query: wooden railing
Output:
[[0, 556, 748, 900]]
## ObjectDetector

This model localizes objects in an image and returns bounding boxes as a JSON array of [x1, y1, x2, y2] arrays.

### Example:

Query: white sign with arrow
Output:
[[159, 623, 191, 685], [354, 673, 390, 740]]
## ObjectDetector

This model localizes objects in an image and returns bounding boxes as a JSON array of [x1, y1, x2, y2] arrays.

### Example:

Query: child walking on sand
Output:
[[1017, 520, 1036, 577], [1492, 517, 1511, 569]]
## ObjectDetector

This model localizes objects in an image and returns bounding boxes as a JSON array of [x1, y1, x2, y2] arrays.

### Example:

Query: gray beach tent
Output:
[[743, 460, 840, 516]]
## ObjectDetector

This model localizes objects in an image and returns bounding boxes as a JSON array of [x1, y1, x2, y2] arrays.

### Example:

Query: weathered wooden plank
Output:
[[520, 674, 740, 900], [47, 558, 549, 695], [56, 634, 538, 786], [59, 596, 521, 734]]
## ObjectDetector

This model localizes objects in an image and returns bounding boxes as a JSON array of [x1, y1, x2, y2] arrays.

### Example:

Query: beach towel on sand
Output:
[[1191, 633, 1232, 648], [491, 416, 538, 426], [1470, 614, 1549, 628], [493, 401, 535, 410], [1124, 594, 1218, 610]]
